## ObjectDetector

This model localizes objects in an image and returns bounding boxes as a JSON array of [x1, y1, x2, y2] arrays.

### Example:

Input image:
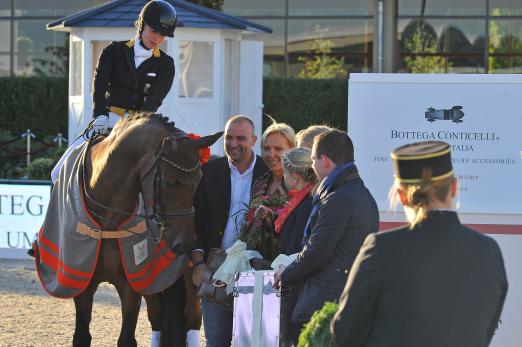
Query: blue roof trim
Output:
[[47, 0, 128, 30], [47, 0, 272, 33]]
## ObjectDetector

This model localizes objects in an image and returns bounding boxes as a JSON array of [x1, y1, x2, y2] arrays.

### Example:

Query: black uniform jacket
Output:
[[193, 155, 268, 257], [92, 39, 174, 117], [331, 211, 508, 347], [280, 195, 312, 255], [281, 165, 379, 324]]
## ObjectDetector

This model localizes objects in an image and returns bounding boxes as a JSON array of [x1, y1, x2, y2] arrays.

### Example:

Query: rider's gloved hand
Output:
[[92, 115, 110, 135]]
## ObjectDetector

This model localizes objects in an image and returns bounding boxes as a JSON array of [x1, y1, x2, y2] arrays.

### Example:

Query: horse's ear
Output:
[[192, 132, 223, 149]]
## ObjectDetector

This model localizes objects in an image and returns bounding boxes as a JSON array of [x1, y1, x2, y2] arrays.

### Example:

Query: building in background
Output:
[[1, 0, 522, 77], [0, 0, 107, 76]]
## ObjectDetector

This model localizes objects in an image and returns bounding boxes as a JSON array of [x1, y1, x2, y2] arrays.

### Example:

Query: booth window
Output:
[[71, 41, 82, 96], [179, 41, 214, 98]]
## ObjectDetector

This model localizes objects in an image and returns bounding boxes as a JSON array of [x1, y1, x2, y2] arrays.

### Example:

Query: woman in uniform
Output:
[[51, 0, 177, 183], [331, 141, 508, 347]]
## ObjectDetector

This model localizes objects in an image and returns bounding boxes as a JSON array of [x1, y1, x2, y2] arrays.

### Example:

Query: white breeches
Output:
[[50, 112, 122, 184]]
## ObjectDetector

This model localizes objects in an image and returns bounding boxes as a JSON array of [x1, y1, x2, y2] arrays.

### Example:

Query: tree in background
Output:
[[298, 26, 348, 79], [402, 21, 449, 73], [33, 35, 69, 77], [489, 9, 522, 73], [16, 37, 34, 76]]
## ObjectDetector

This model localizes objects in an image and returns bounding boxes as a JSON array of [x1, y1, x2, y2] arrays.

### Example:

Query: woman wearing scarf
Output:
[[239, 120, 296, 260], [275, 147, 317, 255], [271, 147, 318, 345]]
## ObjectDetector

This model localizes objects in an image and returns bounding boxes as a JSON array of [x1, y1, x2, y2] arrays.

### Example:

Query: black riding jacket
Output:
[[92, 39, 175, 117]]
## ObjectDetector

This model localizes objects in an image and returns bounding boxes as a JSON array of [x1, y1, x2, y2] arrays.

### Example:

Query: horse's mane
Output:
[[108, 112, 182, 143], [90, 113, 180, 186], [117, 112, 177, 132], [120, 112, 177, 130]]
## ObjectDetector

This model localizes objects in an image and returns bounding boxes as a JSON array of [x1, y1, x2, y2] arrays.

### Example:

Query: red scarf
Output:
[[274, 184, 314, 234]]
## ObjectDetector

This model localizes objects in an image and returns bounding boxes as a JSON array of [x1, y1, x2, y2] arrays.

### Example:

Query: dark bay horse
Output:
[[74, 113, 221, 346]]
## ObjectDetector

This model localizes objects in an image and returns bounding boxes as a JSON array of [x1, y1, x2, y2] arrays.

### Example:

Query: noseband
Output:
[[82, 131, 200, 246]]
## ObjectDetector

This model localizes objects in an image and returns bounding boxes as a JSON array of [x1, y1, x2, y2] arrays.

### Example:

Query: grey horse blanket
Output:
[[34, 141, 186, 298]]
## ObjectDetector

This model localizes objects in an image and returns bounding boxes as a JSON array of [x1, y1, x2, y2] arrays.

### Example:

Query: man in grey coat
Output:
[[274, 129, 379, 343]]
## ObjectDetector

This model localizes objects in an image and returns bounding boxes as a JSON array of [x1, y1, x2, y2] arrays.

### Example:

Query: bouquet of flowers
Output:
[[238, 194, 288, 261]]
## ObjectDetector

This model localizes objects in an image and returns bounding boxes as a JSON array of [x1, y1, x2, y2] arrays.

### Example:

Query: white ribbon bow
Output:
[[212, 240, 262, 294]]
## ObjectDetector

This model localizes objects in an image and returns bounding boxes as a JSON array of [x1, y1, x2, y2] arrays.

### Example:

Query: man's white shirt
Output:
[[221, 155, 257, 249]]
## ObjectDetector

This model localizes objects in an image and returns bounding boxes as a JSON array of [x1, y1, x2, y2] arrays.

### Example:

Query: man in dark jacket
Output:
[[191, 115, 268, 347], [331, 141, 508, 347], [274, 129, 379, 342]]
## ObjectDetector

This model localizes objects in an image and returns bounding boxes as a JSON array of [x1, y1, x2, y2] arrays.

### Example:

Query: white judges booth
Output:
[[47, 0, 272, 154]]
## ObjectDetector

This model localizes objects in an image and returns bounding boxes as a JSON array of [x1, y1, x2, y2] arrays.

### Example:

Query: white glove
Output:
[[92, 115, 110, 135]]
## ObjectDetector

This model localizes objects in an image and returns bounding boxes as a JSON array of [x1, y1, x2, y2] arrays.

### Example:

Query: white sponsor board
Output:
[[0, 182, 51, 258], [348, 73, 522, 215], [348, 73, 522, 347]]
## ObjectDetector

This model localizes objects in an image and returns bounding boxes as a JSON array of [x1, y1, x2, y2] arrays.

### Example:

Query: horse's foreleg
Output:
[[73, 282, 99, 347], [145, 277, 187, 347], [144, 294, 162, 347], [184, 266, 202, 347], [115, 280, 142, 347]]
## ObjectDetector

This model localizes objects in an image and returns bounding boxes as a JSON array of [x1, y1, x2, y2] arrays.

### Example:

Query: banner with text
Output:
[[0, 182, 51, 254], [348, 73, 522, 347], [348, 73, 522, 215]]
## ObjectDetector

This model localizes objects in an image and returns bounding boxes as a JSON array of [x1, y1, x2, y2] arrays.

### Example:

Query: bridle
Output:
[[81, 131, 200, 246]]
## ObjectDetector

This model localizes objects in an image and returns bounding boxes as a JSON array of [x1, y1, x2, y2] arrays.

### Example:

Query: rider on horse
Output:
[[46, 2, 205, 346], [50, 0, 177, 184], [91, 0, 177, 134]]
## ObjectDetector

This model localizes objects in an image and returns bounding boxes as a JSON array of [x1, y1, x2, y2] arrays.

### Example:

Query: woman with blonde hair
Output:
[[296, 125, 332, 149], [256, 119, 297, 196], [276, 147, 317, 255], [239, 119, 296, 260]]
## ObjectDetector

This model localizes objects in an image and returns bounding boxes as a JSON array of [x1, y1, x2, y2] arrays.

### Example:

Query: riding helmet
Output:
[[138, 0, 177, 38]]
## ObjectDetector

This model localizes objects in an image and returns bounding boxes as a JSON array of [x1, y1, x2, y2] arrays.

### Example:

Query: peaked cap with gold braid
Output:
[[391, 141, 453, 183]]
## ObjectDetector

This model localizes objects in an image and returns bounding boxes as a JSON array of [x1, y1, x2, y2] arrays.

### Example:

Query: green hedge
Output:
[[0, 76, 348, 178], [0, 77, 348, 136], [0, 77, 68, 136], [263, 78, 348, 132]]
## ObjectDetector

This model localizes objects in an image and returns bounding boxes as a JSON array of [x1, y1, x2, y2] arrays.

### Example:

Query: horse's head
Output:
[[138, 126, 222, 256], [86, 113, 221, 259]]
